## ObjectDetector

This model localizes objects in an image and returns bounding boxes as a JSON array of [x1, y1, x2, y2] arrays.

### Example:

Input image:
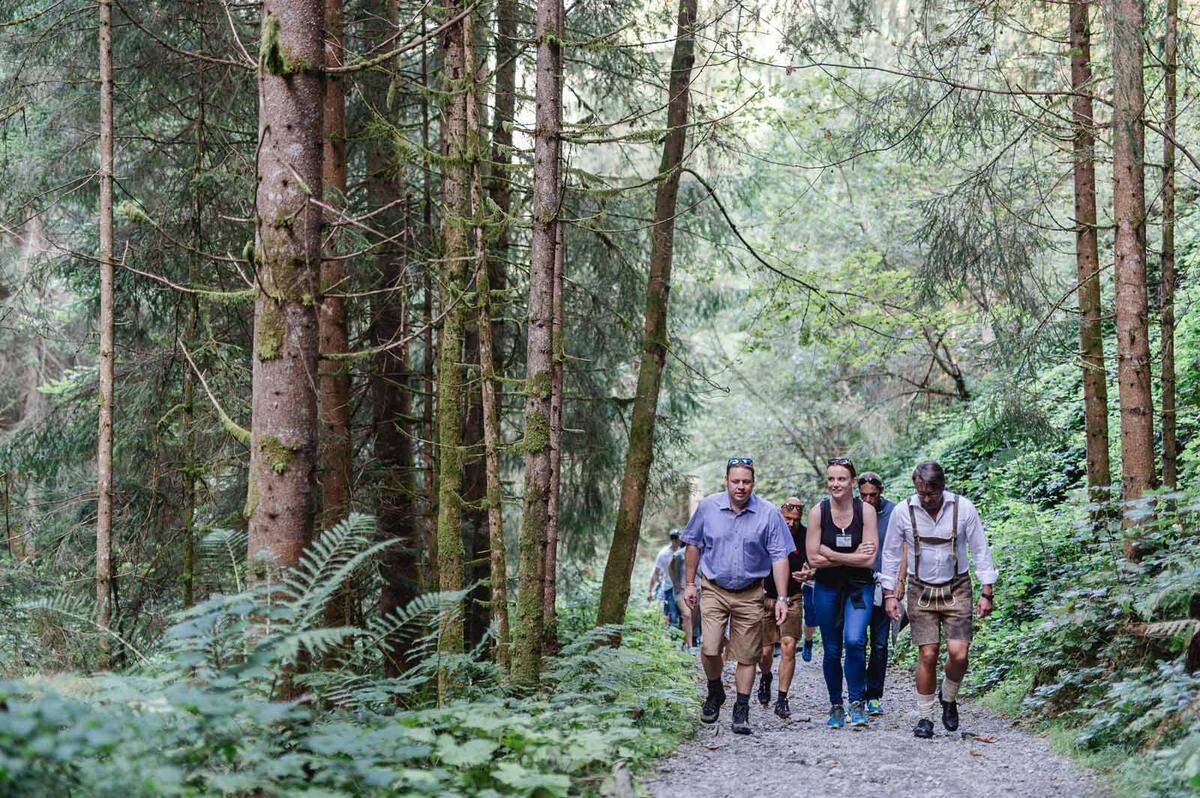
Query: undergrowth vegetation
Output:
[[0, 515, 694, 796]]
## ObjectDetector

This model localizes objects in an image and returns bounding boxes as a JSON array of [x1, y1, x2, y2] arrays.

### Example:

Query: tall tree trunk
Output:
[[1160, 0, 1178, 489], [486, 0, 515, 371], [421, 27, 439, 591], [182, 24, 206, 607], [247, 0, 325, 572], [1069, 0, 1112, 501], [596, 0, 697, 628], [542, 216, 564, 654], [1107, 0, 1154, 559], [511, 0, 563, 688], [435, 0, 472, 701], [320, 0, 355, 627], [471, 84, 510, 674], [96, 0, 116, 653]]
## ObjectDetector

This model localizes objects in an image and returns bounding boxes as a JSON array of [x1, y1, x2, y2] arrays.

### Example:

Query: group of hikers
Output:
[[650, 456, 997, 738]]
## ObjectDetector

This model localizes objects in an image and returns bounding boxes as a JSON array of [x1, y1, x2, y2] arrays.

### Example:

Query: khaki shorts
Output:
[[907, 574, 973, 647], [761, 595, 803, 645], [700, 578, 764, 665]]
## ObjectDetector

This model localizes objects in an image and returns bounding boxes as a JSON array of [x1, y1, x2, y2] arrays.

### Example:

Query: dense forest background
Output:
[[0, 0, 1197, 794]]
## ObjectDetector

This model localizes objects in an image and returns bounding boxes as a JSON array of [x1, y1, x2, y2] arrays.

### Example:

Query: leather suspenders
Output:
[[908, 496, 958, 586]]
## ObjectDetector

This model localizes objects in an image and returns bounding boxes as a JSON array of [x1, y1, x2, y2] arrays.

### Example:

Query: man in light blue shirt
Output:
[[682, 457, 793, 735]]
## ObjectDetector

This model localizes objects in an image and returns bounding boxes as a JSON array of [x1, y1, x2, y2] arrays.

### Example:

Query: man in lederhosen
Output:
[[879, 461, 998, 739]]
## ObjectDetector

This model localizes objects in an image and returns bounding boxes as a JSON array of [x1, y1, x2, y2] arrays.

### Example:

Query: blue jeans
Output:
[[802, 583, 816, 628], [864, 604, 891, 700], [662, 587, 681, 628], [812, 581, 873, 705]]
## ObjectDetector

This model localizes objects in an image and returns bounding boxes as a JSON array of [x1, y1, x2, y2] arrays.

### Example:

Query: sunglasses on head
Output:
[[727, 457, 754, 467], [827, 457, 853, 467], [858, 477, 882, 488], [781, 502, 803, 511]]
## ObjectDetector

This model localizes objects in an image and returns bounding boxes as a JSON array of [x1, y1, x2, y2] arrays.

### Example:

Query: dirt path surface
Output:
[[646, 651, 1106, 798]]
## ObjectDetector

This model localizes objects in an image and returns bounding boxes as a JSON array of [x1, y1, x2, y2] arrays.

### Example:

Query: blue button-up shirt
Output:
[[680, 491, 794, 591], [874, 497, 896, 573]]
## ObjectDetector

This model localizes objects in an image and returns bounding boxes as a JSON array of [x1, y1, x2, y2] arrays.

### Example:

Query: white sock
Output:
[[941, 677, 961, 702], [917, 692, 937, 721]]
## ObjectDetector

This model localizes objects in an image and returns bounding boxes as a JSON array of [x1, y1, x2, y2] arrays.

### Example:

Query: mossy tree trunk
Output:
[[1105, 0, 1155, 559], [435, 0, 472, 702], [247, 0, 324, 574], [1069, 0, 1111, 503], [96, 0, 116, 654], [511, 0, 563, 688], [542, 216, 564, 654], [1160, 0, 1178, 489], [596, 0, 697, 629]]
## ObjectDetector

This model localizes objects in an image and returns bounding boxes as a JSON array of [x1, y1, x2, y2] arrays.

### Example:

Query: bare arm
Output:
[[647, 567, 661, 598], [806, 506, 832, 568], [683, 545, 701, 608]]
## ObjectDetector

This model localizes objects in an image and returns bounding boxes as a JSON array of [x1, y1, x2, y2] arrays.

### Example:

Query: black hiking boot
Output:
[[756, 672, 772, 706], [939, 689, 959, 731], [731, 701, 752, 734], [913, 718, 935, 739], [773, 694, 791, 719], [700, 683, 726, 724]]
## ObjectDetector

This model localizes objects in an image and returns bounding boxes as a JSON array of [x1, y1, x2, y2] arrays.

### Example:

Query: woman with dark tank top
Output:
[[806, 457, 879, 728]]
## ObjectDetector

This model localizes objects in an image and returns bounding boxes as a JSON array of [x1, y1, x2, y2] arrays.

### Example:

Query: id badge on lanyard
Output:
[[835, 533, 852, 548]]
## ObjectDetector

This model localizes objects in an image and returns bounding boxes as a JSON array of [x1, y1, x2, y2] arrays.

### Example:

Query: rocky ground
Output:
[[645, 649, 1106, 798]]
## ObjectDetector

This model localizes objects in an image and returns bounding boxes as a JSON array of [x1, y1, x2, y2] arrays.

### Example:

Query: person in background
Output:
[[857, 472, 895, 716], [756, 497, 812, 719], [683, 457, 793, 735], [807, 457, 879, 729], [666, 534, 696, 651], [881, 461, 998, 739], [648, 530, 682, 629]]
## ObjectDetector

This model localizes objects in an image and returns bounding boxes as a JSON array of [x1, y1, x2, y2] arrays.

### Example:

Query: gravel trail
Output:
[[646, 650, 1106, 798]]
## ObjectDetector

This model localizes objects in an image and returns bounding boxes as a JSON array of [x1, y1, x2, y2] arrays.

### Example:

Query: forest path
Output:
[[645, 648, 1106, 798]]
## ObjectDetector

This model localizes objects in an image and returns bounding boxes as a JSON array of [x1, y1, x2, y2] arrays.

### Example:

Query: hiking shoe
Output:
[[700, 685, 726, 724], [848, 701, 869, 726], [939, 689, 959, 731], [826, 704, 846, 729], [773, 694, 791, 719], [756, 673, 772, 706], [866, 698, 883, 716], [914, 718, 934, 738], [801, 640, 813, 662], [731, 701, 752, 735]]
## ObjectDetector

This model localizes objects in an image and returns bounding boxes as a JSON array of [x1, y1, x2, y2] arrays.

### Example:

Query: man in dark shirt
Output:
[[756, 496, 813, 719]]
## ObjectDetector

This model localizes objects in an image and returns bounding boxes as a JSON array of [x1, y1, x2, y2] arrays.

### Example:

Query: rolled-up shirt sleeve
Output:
[[878, 505, 906, 591], [680, 503, 705, 548], [764, 508, 795, 561], [963, 499, 999, 585]]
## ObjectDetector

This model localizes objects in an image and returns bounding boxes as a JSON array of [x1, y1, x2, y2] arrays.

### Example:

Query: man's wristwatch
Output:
[[778, 597, 791, 607]]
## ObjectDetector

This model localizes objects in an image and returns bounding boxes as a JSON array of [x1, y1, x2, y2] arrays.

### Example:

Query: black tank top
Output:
[[815, 498, 873, 587]]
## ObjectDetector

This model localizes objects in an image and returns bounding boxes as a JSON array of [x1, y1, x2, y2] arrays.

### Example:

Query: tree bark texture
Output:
[[596, 0, 697, 628], [420, 30, 439, 592], [511, 0, 563, 688], [1160, 0, 1178, 489], [472, 110, 510, 673], [182, 29, 205, 606], [319, 0, 355, 627], [435, 0, 472, 701], [1106, 0, 1155, 552], [96, 0, 116, 645], [543, 217, 564, 654], [247, 0, 325, 573], [1069, 0, 1112, 498]]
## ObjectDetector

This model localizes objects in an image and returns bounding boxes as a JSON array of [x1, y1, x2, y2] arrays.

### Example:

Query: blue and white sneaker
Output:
[[849, 701, 869, 726], [827, 704, 846, 729]]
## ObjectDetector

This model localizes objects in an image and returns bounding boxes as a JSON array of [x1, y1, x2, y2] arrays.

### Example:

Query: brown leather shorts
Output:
[[761, 596, 803, 645], [906, 573, 973, 646]]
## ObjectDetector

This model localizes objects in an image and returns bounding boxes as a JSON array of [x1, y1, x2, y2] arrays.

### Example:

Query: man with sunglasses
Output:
[[857, 472, 896, 716], [881, 461, 998, 739], [756, 497, 813, 719], [682, 457, 793, 735]]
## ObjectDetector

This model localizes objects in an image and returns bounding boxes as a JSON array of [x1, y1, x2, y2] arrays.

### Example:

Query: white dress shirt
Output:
[[654, 545, 676, 591], [879, 491, 998, 589]]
